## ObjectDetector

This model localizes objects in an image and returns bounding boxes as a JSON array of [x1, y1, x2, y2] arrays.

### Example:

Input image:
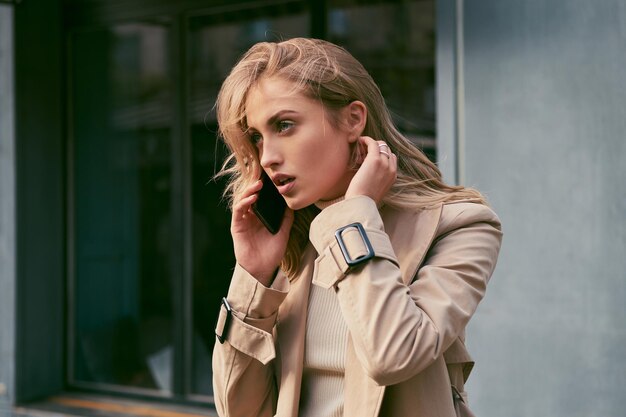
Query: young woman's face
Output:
[[245, 76, 356, 210]]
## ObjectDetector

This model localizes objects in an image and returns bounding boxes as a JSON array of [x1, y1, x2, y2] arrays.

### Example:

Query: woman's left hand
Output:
[[345, 136, 397, 204]]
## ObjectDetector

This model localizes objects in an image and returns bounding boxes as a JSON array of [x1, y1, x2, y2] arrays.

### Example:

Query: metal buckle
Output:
[[334, 223, 375, 267], [216, 297, 232, 344]]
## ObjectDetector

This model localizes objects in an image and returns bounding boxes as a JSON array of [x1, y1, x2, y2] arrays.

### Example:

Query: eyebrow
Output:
[[249, 110, 299, 131]]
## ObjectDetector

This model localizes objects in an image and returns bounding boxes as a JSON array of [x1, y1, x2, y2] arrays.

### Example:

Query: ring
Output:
[[378, 143, 389, 149], [379, 150, 390, 158]]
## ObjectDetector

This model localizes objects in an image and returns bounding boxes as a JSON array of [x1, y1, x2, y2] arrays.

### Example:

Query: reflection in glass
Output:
[[67, 0, 435, 401], [187, 5, 309, 397], [71, 21, 174, 392], [328, 0, 436, 160]]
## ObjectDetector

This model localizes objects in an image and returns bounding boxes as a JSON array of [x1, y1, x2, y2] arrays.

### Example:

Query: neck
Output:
[[314, 195, 345, 210]]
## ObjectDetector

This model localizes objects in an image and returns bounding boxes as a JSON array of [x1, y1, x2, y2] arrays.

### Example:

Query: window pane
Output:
[[70, 21, 175, 394], [187, 3, 309, 397], [328, 0, 436, 160]]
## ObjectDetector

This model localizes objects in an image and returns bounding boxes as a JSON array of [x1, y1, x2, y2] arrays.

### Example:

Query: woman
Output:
[[212, 37, 502, 417]]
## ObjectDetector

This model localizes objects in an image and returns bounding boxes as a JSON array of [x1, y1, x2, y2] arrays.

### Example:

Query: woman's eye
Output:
[[277, 120, 294, 133], [249, 132, 262, 144]]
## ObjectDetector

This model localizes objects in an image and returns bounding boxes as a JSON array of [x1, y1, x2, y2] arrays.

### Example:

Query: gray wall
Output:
[[459, 1, 626, 416], [0, 4, 16, 408]]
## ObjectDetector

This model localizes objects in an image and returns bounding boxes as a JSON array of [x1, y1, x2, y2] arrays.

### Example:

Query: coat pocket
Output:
[[452, 385, 476, 417]]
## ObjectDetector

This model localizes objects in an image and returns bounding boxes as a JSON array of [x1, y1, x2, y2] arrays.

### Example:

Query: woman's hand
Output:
[[231, 179, 294, 286], [345, 136, 397, 204]]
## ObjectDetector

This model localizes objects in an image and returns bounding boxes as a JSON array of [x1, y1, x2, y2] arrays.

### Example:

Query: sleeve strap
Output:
[[215, 301, 276, 365], [312, 227, 398, 289]]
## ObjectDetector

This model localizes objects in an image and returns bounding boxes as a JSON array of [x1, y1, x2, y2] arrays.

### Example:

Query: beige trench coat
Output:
[[213, 196, 503, 417]]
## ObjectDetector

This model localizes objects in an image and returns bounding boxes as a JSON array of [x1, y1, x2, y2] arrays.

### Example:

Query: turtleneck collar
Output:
[[314, 195, 386, 211]]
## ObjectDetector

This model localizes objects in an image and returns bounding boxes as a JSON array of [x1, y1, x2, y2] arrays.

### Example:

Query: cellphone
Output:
[[251, 172, 287, 234]]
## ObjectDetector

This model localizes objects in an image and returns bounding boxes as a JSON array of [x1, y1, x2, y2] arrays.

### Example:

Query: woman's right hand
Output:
[[231, 179, 294, 286]]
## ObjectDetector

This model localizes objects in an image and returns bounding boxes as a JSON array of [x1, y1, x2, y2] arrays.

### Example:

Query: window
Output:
[[69, 19, 177, 394], [187, 3, 310, 399], [327, 0, 436, 159], [66, 0, 435, 405]]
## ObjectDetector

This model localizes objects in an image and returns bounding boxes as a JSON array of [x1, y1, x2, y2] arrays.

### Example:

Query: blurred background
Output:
[[0, 0, 624, 416]]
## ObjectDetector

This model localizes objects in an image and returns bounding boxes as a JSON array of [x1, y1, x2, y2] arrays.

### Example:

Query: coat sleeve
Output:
[[309, 196, 502, 386], [212, 264, 289, 417]]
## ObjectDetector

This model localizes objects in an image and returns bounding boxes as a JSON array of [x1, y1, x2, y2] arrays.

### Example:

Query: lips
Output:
[[272, 174, 296, 195]]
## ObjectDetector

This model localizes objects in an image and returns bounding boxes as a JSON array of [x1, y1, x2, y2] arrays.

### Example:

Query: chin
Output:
[[285, 200, 305, 211], [284, 196, 313, 211]]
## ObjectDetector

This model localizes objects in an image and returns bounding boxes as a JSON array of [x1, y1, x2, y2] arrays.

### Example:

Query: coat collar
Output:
[[275, 245, 317, 417], [381, 203, 443, 285]]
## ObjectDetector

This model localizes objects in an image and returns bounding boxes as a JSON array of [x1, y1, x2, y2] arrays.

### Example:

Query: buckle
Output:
[[216, 297, 232, 344], [334, 223, 375, 267]]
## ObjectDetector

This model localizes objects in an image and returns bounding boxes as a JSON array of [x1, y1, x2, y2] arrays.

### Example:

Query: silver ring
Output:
[[378, 143, 389, 149], [379, 150, 390, 158]]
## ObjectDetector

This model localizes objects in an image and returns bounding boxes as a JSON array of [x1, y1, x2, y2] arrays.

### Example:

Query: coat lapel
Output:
[[383, 203, 443, 285], [275, 245, 316, 417]]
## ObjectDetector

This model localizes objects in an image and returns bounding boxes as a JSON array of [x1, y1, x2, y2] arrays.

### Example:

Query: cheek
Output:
[[323, 149, 352, 180], [301, 130, 352, 173], [333, 142, 354, 167]]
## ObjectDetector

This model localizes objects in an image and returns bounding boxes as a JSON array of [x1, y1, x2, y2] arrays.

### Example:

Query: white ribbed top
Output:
[[299, 284, 348, 417]]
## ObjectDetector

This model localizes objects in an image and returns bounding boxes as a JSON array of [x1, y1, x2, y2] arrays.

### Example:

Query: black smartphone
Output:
[[251, 172, 287, 234]]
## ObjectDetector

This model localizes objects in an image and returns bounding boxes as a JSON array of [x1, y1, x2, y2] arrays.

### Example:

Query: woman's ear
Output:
[[344, 100, 367, 143]]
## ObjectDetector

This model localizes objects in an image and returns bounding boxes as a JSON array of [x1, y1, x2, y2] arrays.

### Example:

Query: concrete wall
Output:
[[460, 1, 626, 416], [0, 4, 16, 409]]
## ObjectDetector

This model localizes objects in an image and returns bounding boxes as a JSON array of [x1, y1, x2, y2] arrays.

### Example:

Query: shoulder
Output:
[[436, 200, 502, 237], [384, 200, 501, 240], [379, 200, 502, 283]]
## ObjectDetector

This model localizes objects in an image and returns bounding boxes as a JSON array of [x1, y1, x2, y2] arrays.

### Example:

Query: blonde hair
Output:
[[215, 37, 486, 278]]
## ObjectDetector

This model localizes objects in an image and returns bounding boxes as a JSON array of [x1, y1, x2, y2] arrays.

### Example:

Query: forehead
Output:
[[244, 77, 311, 124]]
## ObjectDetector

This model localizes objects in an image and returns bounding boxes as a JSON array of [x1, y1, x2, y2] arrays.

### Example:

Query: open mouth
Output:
[[273, 176, 296, 195], [276, 177, 295, 186]]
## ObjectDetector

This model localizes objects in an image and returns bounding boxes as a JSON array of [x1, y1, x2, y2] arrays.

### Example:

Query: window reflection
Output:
[[187, 6, 310, 397], [71, 21, 174, 393], [67, 0, 435, 402], [328, 0, 436, 160]]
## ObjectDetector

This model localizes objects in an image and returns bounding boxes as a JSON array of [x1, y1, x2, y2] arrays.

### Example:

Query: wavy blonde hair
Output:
[[215, 38, 486, 278]]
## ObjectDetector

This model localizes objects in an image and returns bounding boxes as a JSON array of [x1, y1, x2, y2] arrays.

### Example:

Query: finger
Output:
[[278, 208, 295, 236], [233, 179, 263, 213], [377, 141, 392, 159], [362, 136, 380, 151], [390, 153, 398, 181], [378, 149, 391, 157], [374, 142, 391, 167], [357, 135, 378, 151], [379, 148, 396, 190], [240, 179, 263, 199], [377, 140, 389, 150], [359, 136, 386, 161], [233, 193, 258, 219]]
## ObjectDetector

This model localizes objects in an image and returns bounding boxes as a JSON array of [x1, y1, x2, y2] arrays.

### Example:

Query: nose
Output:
[[259, 138, 282, 169]]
